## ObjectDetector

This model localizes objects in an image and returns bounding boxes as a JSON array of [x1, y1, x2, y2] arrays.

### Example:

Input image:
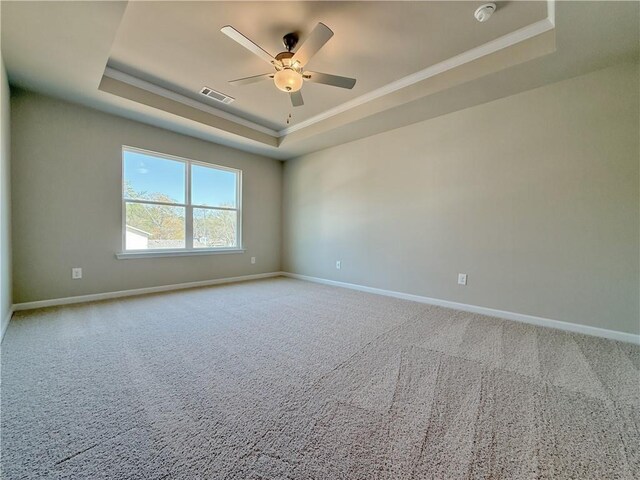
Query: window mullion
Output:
[[124, 198, 186, 208], [185, 163, 193, 249], [186, 206, 193, 249]]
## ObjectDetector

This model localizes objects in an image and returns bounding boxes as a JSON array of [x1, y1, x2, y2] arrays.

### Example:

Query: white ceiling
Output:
[[108, 1, 546, 131], [1, 1, 638, 160]]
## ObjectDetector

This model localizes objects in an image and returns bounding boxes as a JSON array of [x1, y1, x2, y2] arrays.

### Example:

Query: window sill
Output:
[[115, 248, 245, 259]]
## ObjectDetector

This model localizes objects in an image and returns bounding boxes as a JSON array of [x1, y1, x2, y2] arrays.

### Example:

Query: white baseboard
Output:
[[13, 272, 284, 312], [8, 271, 639, 346], [1, 305, 14, 344], [281, 272, 640, 345]]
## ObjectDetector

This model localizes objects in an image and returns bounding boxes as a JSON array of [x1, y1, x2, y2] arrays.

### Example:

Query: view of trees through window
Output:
[[123, 149, 240, 251]]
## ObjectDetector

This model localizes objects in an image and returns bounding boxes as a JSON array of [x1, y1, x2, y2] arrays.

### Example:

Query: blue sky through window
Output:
[[192, 164, 236, 207], [124, 150, 237, 206], [124, 151, 185, 202]]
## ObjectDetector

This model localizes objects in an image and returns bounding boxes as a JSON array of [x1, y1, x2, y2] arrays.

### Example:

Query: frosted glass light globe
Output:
[[274, 68, 303, 92]]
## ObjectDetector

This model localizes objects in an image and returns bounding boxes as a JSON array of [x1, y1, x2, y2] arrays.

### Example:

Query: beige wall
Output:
[[11, 91, 282, 303], [8, 61, 640, 335], [1, 55, 12, 336], [283, 62, 640, 335]]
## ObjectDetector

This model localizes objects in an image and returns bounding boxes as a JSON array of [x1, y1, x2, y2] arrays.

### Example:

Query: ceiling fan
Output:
[[221, 23, 356, 107]]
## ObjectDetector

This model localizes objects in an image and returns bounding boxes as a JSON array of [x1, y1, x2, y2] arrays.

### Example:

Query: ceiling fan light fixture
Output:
[[274, 68, 303, 92], [222, 23, 356, 107]]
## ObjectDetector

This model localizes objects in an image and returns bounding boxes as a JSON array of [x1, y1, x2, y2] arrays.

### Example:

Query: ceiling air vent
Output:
[[199, 87, 235, 104]]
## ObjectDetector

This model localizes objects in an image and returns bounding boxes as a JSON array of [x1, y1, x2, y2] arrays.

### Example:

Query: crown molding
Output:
[[279, 1, 555, 136], [547, 0, 556, 27], [102, 66, 280, 137], [102, 1, 555, 143]]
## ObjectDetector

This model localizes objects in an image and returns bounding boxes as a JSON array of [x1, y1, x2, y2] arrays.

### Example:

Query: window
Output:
[[121, 147, 241, 255]]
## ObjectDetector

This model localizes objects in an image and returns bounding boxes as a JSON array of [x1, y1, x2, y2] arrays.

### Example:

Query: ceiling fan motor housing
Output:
[[275, 51, 296, 67], [282, 32, 299, 52]]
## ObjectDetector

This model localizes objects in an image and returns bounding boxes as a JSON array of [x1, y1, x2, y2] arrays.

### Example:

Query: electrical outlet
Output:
[[251, 256, 256, 264], [336, 260, 341, 270], [458, 273, 467, 286], [72, 267, 83, 280]]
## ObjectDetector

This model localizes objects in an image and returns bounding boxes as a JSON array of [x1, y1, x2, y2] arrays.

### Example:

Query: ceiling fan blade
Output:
[[229, 73, 274, 86], [290, 90, 304, 107], [221, 25, 276, 65], [291, 23, 333, 67], [303, 71, 356, 89]]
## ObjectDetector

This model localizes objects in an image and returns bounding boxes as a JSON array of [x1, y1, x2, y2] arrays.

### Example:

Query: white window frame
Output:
[[117, 146, 244, 259]]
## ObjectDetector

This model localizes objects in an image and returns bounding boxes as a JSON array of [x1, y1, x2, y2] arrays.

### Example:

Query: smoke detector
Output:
[[474, 3, 496, 22]]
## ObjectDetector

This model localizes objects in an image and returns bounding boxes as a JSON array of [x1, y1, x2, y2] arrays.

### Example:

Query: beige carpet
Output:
[[1, 277, 638, 479]]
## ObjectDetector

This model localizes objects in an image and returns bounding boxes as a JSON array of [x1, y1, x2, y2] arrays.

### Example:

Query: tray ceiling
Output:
[[107, 1, 547, 131], [2, 1, 638, 159]]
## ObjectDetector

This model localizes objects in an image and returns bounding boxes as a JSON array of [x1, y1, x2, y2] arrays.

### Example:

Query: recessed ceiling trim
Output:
[[547, 0, 556, 27], [278, 1, 556, 137], [102, 1, 555, 142], [103, 66, 279, 137], [99, 75, 279, 147]]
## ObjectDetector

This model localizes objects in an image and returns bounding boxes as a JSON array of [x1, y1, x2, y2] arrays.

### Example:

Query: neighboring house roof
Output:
[[126, 225, 151, 237], [147, 240, 184, 249], [146, 239, 227, 249]]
